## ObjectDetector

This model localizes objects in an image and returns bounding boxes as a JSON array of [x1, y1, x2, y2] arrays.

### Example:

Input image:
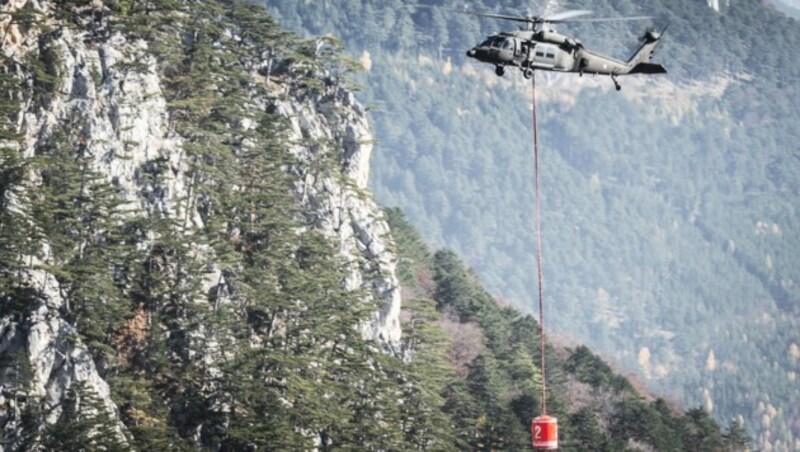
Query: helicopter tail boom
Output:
[[626, 27, 665, 67]]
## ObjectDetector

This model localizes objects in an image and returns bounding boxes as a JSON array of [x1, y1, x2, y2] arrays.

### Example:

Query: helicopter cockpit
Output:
[[467, 35, 519, 68], [479, 36, 514, 50]]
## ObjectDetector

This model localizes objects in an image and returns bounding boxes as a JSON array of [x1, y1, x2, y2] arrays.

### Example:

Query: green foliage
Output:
[[0, 15, 42, 318], [42, 382, 131, 451], [3, 0, 415, 448], [0, 149, 39, 319], [723, 418, 751, 452], [566, 408, 616, 451], [397, 298, 457, 450], [0, 0, 758, 450], [566, 345, 632, 392], [29, 111, 136, 357], [383, 206, 433, 298], [264, 0, 800, 448], [683, 408, 726, 452], [387, 209, 731, 451]]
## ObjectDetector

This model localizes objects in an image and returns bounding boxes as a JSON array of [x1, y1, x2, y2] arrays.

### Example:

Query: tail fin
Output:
[[627, 24, 667, 67], [629, 62, 667, 74]]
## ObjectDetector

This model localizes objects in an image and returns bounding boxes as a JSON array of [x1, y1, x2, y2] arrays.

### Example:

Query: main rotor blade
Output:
[[543, 9, 592, 23], [465, 11, 533, 23], [464, 9, 650, 26], [565, 16, 654, 23]]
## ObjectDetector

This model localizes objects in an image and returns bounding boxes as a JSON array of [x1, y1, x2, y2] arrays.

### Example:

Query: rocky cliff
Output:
[[276, 90, 401, 345], [0, 0, 401, 447]]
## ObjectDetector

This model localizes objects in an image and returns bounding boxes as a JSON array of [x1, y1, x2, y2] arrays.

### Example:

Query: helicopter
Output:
[[465, 10, 667, 91]]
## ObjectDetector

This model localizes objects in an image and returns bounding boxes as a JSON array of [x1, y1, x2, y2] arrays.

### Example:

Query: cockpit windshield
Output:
[[478, 36, 514, 50], [480, 37, 511, 49]]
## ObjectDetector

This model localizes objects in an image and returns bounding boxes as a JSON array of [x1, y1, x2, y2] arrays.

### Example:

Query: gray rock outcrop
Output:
[[0, 0, 402, 446]]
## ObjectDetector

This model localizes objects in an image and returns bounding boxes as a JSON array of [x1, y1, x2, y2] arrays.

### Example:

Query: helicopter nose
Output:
[[467, 49, 477, 58]]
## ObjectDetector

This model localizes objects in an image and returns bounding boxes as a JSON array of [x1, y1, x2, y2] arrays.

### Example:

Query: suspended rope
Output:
[[530, 71, 558, 451], [531, 72, 547, 416]]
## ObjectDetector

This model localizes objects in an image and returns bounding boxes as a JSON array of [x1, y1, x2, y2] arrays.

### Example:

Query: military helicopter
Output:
[[465, 9, 667, 90]]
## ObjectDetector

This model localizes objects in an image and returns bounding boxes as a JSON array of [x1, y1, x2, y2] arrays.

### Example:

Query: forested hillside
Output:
[[386, 208, 744, 451], [0, 1, 738, 449], [263, 0, 800, 449], [2, 0, 404, 448]]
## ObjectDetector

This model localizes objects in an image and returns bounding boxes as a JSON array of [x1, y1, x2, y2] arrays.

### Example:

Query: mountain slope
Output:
[[0, 1, 742, 449], [387, 208, 744, 451], [1, 1, 409, 448], [772, 0, 800, 18], [262, 0, 800, 449]]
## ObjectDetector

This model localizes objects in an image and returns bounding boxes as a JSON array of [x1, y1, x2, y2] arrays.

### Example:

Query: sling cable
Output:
[[530, 73, 558, 451]]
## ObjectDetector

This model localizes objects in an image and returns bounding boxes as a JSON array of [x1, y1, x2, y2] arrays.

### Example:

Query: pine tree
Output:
[[4, 348, 44, 450], [473, 353, 529, 450], [104, 2, 416, 447], [42, 381, 130, 451], [723, 418, 751, 451], [29, 111, 135, 359], [566, 408, 614, 451], [398, 297, 457, 451], [0, 146, 39, 319], [0, 31, 41, 320], [279, 231, 401, 449], [216, 229, 407, 450], [682, 408, 725, 451]]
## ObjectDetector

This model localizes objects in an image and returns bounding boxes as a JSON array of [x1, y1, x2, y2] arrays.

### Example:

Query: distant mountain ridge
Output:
[[772, 0, 800, 17], [262, 0, 800, 449]]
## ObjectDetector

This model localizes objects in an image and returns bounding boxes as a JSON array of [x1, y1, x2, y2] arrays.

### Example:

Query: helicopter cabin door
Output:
[[532, 44, 557, 70]]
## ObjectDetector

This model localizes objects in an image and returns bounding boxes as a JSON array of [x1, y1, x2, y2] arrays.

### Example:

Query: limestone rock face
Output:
[[2, 3, 167, 444], [277, 88, 402, 347], [0, 263, 126, 445], [0, 0, 402, 445]]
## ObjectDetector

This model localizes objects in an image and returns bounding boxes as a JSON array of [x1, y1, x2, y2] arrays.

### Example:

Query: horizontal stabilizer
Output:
[[630, 62, 667, 74]]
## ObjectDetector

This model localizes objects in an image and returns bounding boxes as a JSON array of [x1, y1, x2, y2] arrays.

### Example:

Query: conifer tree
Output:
[[0, 37, 41, 319], [28, 109, 136, 358], [567, 408, 614, 451], [398, 297, 457, 451], [682, 408, 724, 451], [42, 382, 130, 451], [0, 146, 38, 319], [723, 418, 751, 451], [466, 353, 522, 450]]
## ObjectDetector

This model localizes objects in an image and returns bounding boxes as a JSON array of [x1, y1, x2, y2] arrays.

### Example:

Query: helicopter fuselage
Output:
[[466, 28, 666, 87]]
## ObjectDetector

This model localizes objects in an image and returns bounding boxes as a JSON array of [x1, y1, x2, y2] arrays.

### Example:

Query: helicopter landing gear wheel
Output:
[[523, 68, 534, 79], [611, 75, 621, 91], [495, 65, 505, 77]]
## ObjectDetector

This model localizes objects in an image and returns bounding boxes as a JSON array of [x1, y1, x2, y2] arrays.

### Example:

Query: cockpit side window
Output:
[[480, 38, 493, 47], [502, 39, 514, 50]]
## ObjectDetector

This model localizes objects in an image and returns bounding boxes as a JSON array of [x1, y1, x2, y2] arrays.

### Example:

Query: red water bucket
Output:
[[532, 415, 558, 450]]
